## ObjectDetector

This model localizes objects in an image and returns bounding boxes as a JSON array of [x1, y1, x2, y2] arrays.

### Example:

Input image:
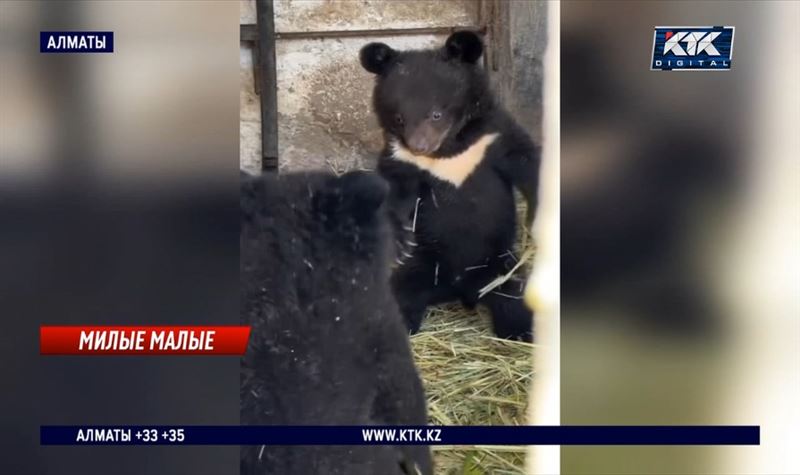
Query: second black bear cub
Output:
[[360, 31, 540, 341]]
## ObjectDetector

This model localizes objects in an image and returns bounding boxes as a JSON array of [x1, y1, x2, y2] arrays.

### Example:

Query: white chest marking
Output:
[[390, 133, 500, 187]]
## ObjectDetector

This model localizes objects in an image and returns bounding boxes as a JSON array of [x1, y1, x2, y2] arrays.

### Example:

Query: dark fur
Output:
[[360, 31, 539, 341], [240, 171, 432, 475]]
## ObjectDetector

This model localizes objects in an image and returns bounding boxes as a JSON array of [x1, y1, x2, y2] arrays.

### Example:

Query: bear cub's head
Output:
[[360, 31, 490, 156]]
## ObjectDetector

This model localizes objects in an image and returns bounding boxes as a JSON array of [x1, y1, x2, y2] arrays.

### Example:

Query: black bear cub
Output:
[[240, 171, 432, 475], [360, 31, 540, 341]]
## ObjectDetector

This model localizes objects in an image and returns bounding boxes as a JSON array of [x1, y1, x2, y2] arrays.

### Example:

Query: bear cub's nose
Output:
[[406, 133, 437, 155]]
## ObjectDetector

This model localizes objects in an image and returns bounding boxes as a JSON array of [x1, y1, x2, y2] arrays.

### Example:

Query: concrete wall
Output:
[[240, 0, 544, 174]]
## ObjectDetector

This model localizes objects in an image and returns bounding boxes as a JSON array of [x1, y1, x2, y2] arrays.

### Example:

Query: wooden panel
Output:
[[485, 0, 547, 143]]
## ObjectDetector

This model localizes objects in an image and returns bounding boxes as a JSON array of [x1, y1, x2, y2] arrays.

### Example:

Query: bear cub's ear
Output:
[[444, 31, 483, 64], [359, 42, 397, 75], [314, 171, 389, 223]]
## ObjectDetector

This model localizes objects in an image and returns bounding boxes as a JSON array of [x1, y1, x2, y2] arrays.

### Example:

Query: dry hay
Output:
[[411, 305, 534, 474], [409, 196, 535, 474]]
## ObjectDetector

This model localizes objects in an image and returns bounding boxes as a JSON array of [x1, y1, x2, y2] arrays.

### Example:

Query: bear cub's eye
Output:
[[431, 111, 442, 121]]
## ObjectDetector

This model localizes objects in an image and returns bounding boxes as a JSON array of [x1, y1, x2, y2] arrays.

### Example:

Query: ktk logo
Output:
[[663, 31, 721, 56], [651, 26, 734, 71]]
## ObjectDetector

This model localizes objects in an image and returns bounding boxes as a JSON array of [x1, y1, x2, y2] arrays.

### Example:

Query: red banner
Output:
[[40, 326, 251, 355]]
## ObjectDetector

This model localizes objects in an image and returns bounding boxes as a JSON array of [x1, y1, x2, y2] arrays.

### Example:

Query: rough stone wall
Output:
[[239, 0, 478, 173]]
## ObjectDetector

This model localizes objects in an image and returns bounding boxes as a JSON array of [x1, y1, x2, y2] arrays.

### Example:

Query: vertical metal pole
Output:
[[256, 0, 279, 171]]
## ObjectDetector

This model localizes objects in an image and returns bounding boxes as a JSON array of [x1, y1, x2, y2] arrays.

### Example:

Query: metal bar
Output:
[[241, 25, 485, 42], [251, 44, 261, 95], [256, 0, 279, 171]]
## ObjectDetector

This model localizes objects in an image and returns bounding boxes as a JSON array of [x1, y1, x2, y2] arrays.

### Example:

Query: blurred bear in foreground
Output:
[[240, 171, 432, 475]]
